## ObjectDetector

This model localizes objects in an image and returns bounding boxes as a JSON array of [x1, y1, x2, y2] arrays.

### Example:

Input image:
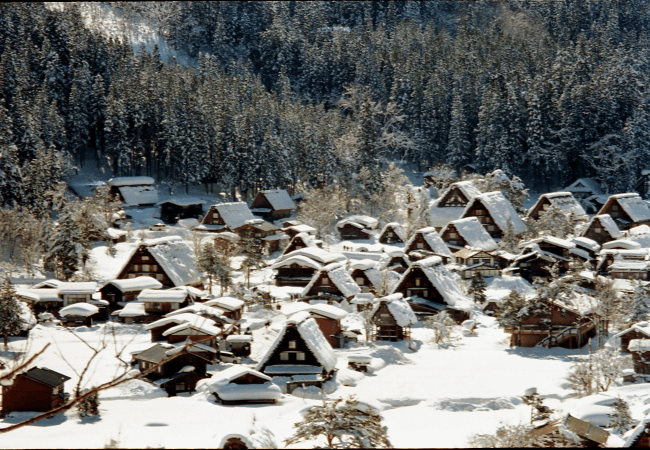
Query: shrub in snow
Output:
[[568, 347, 627, 398], [521, 390, 553, 424], [425, 311, 456, 346], [285, 395, 391, 449], [0, 277, 25, 349], [607, 396, 635, 435], [495, 290, 527, 329], [76, 390, 100, 417], [628, 283, 650, 325], [468, 423, 577, 448]]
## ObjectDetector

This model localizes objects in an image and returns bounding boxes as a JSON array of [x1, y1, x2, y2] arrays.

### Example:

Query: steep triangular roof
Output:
[[529, 192, 587, 217], [371, 294, 417, 327], [256, 189, 296, 211], [601, 193, 650, 223], [582, 214, 622, 239], [441, 217, 497, 251], [461, 191, 526, 234], [405, 227, 453, 257], [378, 222, 407, 242], [213, 202, 256, 229], [302, 263, 361, 298]]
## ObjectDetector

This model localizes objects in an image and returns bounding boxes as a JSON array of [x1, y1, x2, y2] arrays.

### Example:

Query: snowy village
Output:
[[4, 1, 650, 449]]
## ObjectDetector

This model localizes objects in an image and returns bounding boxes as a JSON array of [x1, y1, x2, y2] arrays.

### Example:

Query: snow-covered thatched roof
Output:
[[442, 217, 497, 251], [564, 178, 601, 194], [258, 189, 296, 210], [57, 282, 98, 295], [379, 222, 407, 242], [603, 193, 650, 223], [302, 262, 361, 298], [203, 296, 245, 311], [406, 227, 453, 257], [162, 321, 222, 337], [166, 303, 227, 319], [335, 215, 379, 231], [157, 197, 205, 207], [104, 277, 162, 293], [278, 247, 346, 265], [372, 293, 417, 327], [144, 313, 216, 331], [118, 185, 159, 206], [428, 204, 464, 229], [303, 303, 348, 320], [583, 214, 622, 239], [137, 289, 188, 303], [256, 312, 337, 373], [519, 236, 575, 250], [145, 239, 201, 287], [16, 289, 62, 303], [601, 239, 642, 250], [529, 192, 586, 217], [59, 303, 99, 317], [213, 202, 256, 229], [118, 302, 146, 317], [108, 176, 154, 187], [462, 191, 526, 234], [570, 237, 600, 253], [271, 255, 322, 271], [396, 256, 473, 312]]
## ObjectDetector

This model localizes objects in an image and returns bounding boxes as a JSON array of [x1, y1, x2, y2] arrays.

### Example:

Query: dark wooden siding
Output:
[[262, 326, 321, 369], [2, 377, 64, 416]]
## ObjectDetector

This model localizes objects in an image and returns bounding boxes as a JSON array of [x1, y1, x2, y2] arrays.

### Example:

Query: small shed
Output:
[[59, 303, 99, 327], [335, 216, 379, 241], [609, 261, 650, 281], [137, 288, 191, 317], [107, 176, 158, 206], [202, 366, 282, 405], [134, 343, 211, 380], [158, 197, 205, 224], [369, 294, 417, 341], [99, 276, 163, 310], [529, 414, 609, 447], [159, 368, 210, 397], [203, 297, 245, 320], [113, 301, 148, 324], [1, 367, 70, 417], [224, 334, 254, 357]]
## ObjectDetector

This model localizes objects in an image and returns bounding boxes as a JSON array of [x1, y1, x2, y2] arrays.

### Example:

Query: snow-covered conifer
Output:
[[0, 277, 25, 349], [468, 272, 487, 304], [607, 397, 635, 435]]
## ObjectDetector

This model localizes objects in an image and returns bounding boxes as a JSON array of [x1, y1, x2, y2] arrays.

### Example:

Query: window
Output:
[[142, 256, 150, 261], [321, 277, 329, 285], [450, 240, 458, 245], [176, 382, 186, 391], [133, 264, 141, 272], [416, 242, 424, 249], [52, 385, 60, 395], [213, 213, 219, 219], [289, 341, 297, 349], [387, 232, 394, 237], [355, 277, 365, 285], [280, 352, 289, 361], [171, 303, 179, 310], [488, 225, 495, 231], [472, 258, 480, 265], [296, 352, 305, 361], [143, 264, 150, 272], [450, 232, 457, 238], [415, 278, 421, 287], [152, 302, 161, 310], [155, 274, 164, 281], [66, 294, 87, 305], [422, 290, 428, 298], [128, 274, 136, 279], [594, 227, 602, 234], [255, 233, 262, 238], [612, 205, 619, 211]]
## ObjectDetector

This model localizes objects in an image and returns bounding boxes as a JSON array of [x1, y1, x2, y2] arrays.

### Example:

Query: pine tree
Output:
[[239, 234, 265, 289], [496, 290, 527, 329], [607, 397, 634, 435], [43, 209, 81, 281], [0, 277, 25, 349], [197, 241, 219, 295], [285, 395, 392, 449], [468, 272, 487, 304], [629, 283, 650, 324], [76, 390, 100, 418]]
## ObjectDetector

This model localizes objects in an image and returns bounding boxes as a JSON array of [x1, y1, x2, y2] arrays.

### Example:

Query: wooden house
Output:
[[159, 370, 210, 397], [609, 261, 650, 281], [107, 176, 158, 207], [529, 414, 609, 447], [451, 248, 500, 279], [611, 322, 650, 353], [281, 232, 322, 256], [460, 191, 527, 239], [283, 224, 317, 240], [250, 189, 296, 221], [404, 227, 453, 263], [429, 180, 481, 231], [255, 311, 337, 384], [211, 232, 241, 254], [369, 294, 417, 342], [635, 170, 650, 200], [223, 334, 253, 357], [283, 303, 348, 348], [302, 263, 361, 300], [137, 289, 192, 317], [116, 236, 201, 288], [106, 228, 127, 244], [597, 193, 650, 230], [349, 260, 383, 294], [505, 300, 598, 348], [206, 366, 282, 405], [234, 218, 287, 253], [378, 222, 407, 245], [59, 303, 99, 327], [271, 255, 322, 287], [145, 313, 217, 342], [158, 198, 205, 224], [527, 192, 587, 220], [391, 255, 473, 323], [570, 237, 601, 260], [1, 367, 70, 417], [134, 343, 211, 381], [196, 202, 256, 233], [99, 277, 162, 311], [203, 297, 245, 320], [162, 321, 222, 347], [378, 249, 410, 274], [26, 281, 98, 308], [629, 340, 650, 374], [16, 288, 63, 315], [335, 216, 379, 241], [166, 303, 233, 326], [113, 302, 148, 324], [563, 178, 602, 201], [440, 217, 498, 252], [580, 214, 623, 245]]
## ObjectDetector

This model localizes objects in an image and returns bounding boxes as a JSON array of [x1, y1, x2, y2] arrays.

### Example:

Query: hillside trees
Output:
[[0, 277, 25, 349]]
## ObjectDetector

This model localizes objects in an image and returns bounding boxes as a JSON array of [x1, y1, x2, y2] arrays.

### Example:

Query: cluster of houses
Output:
[[11, 174, 650, 442]]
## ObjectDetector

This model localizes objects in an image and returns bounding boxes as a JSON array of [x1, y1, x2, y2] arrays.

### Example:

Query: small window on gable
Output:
[[289, 341, 297, 349], [416, 242, 424, 249], [142, 256, 150, 261], [321, 277, 329, 285], [355, 277, 365, 285], [415, 278, 421, 287], [296, 352, 305, 361], [594, 227, 602, 234], [280, 352, 289, 361]]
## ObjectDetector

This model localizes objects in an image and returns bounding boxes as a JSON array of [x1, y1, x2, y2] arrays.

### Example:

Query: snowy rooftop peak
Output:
[[142, 235, 182, 247], [59, 303, 99, 317], [108, 176, 155, 187], [350, 259, 378, 270], [259, 189, 296, 210], [287, 310, 311, 325], [601, 239, 642, 250], [412, 256, 443, 268]]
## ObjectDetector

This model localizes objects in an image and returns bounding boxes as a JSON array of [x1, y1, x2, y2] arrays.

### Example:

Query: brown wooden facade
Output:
[[382, 255, 409, 274], [350, 268, 376, 294], [598, 196, 650, 230], [378, 225, 405, 244], [581, 216, 621, 245], [235, 222, 282, 253], [260, 325, 322, 370], [250, 191, 295, 221], [159, 201, 204, 224], [1, 368, 70, 417], [274, 264, 319, 287], [135, 346, 211, 380], [282, 234, 320, 256], [405, 233, 450, 263], [370, 302, 409, 341], [617, 328, 650, 353], [338, 223, 372, 241], [437, 185, 473, 207], [117, 246, 173, 287], [160, 371, 209, 397], [201, 205, 228, 228], [393, 266, 446, 305], [303, 271, 350, 299], [310, 315, 343, 348], [631, 349, 650, 375], [99, 285, 141, 311], [440, 222, 471, 249], [462, 199, 503, 239]]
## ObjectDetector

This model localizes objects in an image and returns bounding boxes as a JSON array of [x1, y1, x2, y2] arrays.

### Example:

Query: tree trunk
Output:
[[4, 333, 8, 350]]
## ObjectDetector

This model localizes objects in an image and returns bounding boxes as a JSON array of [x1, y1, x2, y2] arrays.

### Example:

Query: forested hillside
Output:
[[1, 1, 650, 211]]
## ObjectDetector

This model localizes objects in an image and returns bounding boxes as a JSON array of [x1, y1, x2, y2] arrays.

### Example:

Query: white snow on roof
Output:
[[302, 263, 361, 298], [57, 282, 98, 295], [398, 257, 473, 311], [624, 411, 650, 447], [137, 289, 188, 302], [452, 181, 482, 200], [270, 255, 322, 271], [59, 303, 99, 317], [570, 237, 600, 253], [226, 334, 253, 343], [118, 185, 159, 206], [373, 293, 417, 327], [106, 277, 162, 293], [405, 228, 452, 257], [531, 192, 586, 217], [379, 222, 407, 242], [146, 239, 201, 287], [428, 203, 465, 229], [106, 228, 127, 239], [569, 247, 591, 260], [209, 366, 272, 386], [583, 215, 622, 239], [630, 225, 650, 235], [31, 279, 63, 289], [16, 289, 62, 303], [304, 303, 348, 320], [607, 193, 650, 223], [335, 215, 379, 230], [281, 302, 311, 317], [144, 313, 216, 331], [259, 189, 296, 210], [629, 339, 650, 352], [564, 178, 602, 194], [108, 176, 155, 187], [279, 248, 346, 265], [602, 239, 642, 250], [163, 321, 222, 337], [608, 261, 650, 271], [119, 302, 146, 317], [213, 202, 256, 229], [612, 322, 650, 341], [256, 314, 336, 373], [463, 191, 526, 234], [165, 303, 226, 319], [350, 259, 378, 271], [520, 236, 575, 250], [157, 197, 205, 206], [204, 297, 245, 311], [443, 217, 497, 251], [287, 224, 316, 234]]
